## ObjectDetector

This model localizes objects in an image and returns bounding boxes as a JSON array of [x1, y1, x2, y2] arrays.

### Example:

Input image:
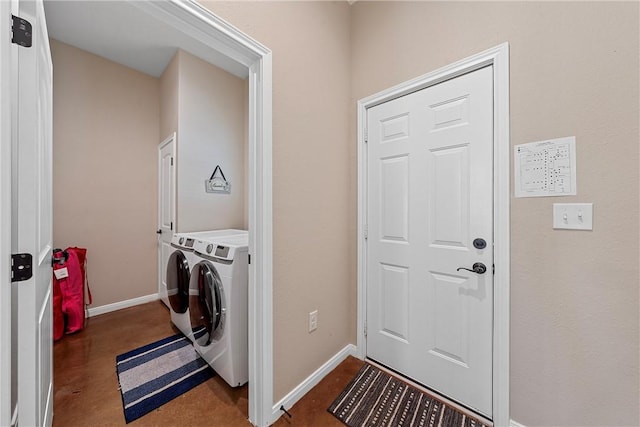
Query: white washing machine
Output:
[[190, 234, 249, 387], [166, 233, 200, 342], [166, 229, 247, 343]]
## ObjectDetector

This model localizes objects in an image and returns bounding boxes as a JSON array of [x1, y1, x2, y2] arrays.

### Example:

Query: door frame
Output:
[[157, 133, 176, 306], [356, 43, 510, 426], [132, 3, 273, 426], [0, 1, 13, 424], [0, 1, 274, 426]]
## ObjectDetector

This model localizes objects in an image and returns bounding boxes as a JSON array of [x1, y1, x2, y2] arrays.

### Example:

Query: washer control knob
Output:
[[179, 237, 184, 244], [206, 244, 214, 254]]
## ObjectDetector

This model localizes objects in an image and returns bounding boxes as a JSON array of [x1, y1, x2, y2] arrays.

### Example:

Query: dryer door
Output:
[[167, 250, 190, 314], [191, 261, 225, 346]]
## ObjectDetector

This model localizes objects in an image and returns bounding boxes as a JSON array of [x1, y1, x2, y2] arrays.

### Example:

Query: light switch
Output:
[[553, 203, 593, 230]]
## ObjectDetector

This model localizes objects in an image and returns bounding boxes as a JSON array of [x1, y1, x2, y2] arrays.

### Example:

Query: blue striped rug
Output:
[[115, 333, 214, 423]]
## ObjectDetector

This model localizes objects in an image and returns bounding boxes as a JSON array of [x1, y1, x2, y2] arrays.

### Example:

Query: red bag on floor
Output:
[[67, 247, 92, 307], [52, 249, 66, 341], [59, 250, 85, 334], [52, 247, 92, 337]]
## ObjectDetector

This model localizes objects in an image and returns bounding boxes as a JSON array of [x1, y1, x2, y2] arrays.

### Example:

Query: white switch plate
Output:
[[308, 310, 318, 332], [553, 203, 593, 230]]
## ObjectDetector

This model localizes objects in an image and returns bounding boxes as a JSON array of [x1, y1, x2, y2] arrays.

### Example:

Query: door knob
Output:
[[156, 229, 162, 234], [457, 262, 487, 274]]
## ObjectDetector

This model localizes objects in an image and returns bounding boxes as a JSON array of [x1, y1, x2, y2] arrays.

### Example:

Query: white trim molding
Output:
[[356, 43, 510, 426], [86, 294, 160, 318], [116, 3, 274, 425], [271, 344, 357, 424], [0, 2, 13, 425], [510, 419, 526, 427]]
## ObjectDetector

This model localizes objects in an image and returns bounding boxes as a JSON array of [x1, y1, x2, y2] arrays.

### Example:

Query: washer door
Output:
[[167, 250, 190, 314], [191, 260, 225, 346]]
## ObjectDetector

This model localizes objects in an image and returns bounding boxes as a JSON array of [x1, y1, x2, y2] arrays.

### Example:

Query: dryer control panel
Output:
[[193, 237, 247, 262], [171, 234, 198, 250]]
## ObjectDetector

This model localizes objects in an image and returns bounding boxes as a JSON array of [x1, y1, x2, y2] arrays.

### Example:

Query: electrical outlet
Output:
[[309, 310, 318, 333]]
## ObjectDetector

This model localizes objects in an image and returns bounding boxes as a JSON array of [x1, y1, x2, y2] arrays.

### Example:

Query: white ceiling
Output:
[[44, 1, 248, 78]]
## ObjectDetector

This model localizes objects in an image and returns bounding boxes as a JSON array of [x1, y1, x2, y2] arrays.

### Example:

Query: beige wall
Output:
[[199, 1, 353, 402], [175, 50, 247, 232], [160, 49, 247, 232], [350, 2, 639, 426], [51, 40, 160, 307], [205, 1, 639, 424], [52, 3, 640, 425], [160, 52, 179, 143]]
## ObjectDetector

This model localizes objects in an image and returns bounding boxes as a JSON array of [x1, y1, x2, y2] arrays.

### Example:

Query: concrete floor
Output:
[[53, 301, 363, 426]]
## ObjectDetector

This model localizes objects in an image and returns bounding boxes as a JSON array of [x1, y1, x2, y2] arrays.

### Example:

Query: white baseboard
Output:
[[87, 293, 159, 317], [270, 343, 357, 425], [510, 419, 526, 427]]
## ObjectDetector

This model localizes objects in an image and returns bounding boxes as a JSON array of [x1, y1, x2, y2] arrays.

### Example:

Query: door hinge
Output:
[[364, 323, 367, 337], [492, 264, 495, 275], [11, 15, 32, 48], [364, 127, 368, 144], [248, 254, 251, 265], [170, 221, 173, 231], [11, 253, 33, 282], [171, 157, 174, 166], [364, 224, 368, 240]]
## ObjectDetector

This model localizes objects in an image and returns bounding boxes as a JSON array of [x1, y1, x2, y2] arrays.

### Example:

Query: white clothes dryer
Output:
[[186, 229, 247, 241], [166, 230, 247, 343], [190, 234, 249, 387]]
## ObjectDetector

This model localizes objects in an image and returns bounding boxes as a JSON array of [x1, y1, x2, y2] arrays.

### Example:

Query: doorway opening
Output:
[[43, 2, 273, 426], [356, 43, 510, 426]]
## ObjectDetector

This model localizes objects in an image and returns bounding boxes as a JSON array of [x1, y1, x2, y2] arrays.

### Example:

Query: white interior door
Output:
[[366, 66, 494, 417], [158, 134, 176, 307], [12, 0, 54, 425]]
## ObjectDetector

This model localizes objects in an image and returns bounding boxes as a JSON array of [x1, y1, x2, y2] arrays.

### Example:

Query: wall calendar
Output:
[[514, 136, 577, 198]]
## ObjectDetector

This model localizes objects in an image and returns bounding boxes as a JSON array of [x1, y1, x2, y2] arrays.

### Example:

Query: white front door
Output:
[[158, 134, 176, 307], [11, 0, 54, 425], [366, 66, 494, 417]]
